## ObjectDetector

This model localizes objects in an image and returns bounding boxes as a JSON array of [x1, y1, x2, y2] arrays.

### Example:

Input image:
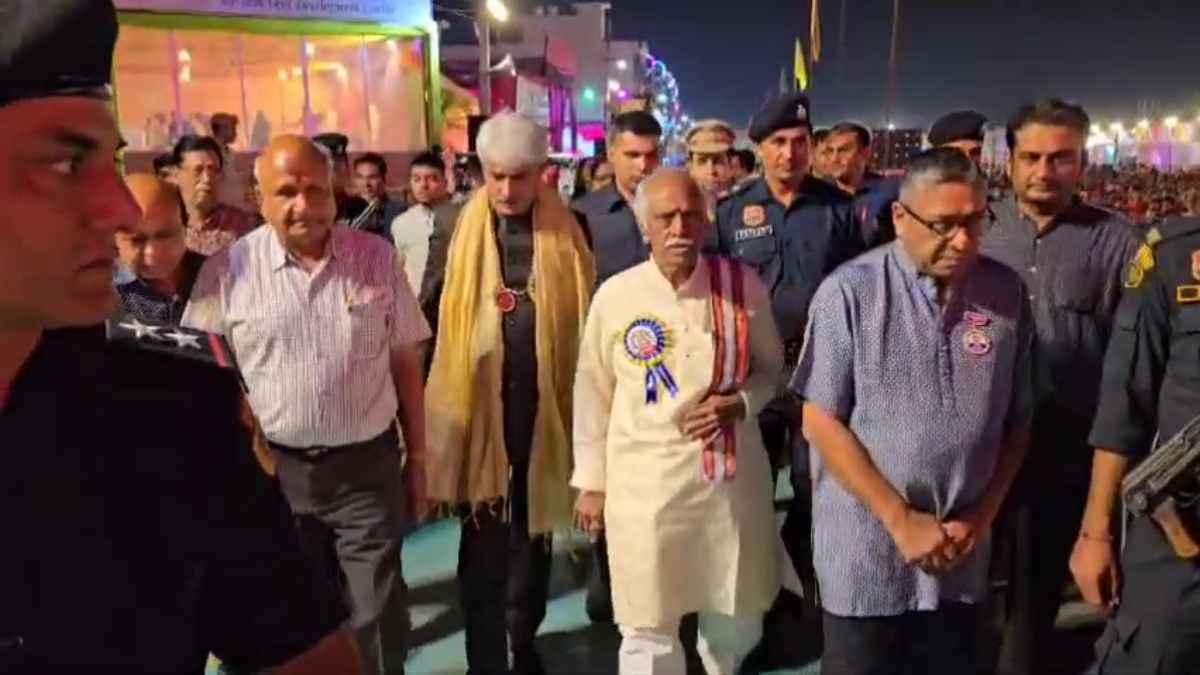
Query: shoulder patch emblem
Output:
[[106, 317, 238, 373], [1125, 243, 1155, 289], [1192, 250, 1200, 282]]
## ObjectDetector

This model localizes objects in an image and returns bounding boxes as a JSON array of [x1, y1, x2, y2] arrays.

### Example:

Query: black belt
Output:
[[267, 426, 396, 462]]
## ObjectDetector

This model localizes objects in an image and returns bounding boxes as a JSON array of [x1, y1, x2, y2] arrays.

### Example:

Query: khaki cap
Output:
[[686, 119, 736, 154]]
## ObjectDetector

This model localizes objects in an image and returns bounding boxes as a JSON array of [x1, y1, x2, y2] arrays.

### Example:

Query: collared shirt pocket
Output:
[[733, 225, 778, 271], [1169, 307, 1200, 381], [1051, 264, 1102, 314], [346, 285, 392, 361]]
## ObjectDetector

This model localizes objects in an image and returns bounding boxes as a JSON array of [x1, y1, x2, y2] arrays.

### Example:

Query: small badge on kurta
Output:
[[496, 288, 518, 314], [623, 316, 679, 403], [742, 205, 766, 227], [963, 328, 992, 356], [963, 311, 991, 328]]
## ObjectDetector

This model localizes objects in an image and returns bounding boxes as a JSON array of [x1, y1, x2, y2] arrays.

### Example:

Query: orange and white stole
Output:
[[703, 255, 750, 482]]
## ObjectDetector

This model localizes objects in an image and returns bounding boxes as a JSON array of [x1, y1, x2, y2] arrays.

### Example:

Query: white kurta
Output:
[[572, 258, 784, 628]]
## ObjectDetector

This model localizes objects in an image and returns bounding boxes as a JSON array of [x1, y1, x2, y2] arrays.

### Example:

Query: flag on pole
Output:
[[810, 0, 822, 63], [794, 38, 809, 91], [779, 66, 789, 94]]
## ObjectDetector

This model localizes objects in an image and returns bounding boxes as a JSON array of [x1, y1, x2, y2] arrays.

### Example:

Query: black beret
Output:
[[748, 93, 813, 144], [313, 133, 351, 158], [0, 0, 118, 108], [928, 110, 988, 146]]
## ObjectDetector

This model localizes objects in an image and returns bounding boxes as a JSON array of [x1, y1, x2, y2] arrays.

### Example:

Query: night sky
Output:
[[601, 0, 1200, 131], [439, 1, 1200, 132], [604, 0, 1200, 130]]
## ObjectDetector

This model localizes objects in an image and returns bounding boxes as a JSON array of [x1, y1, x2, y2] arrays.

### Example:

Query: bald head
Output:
[[633, 169, 708, 286], [125, 173, 181, 218], [116, 173, 186, 282], [255, 135, 332, 184], [255, 135, 336, 255]]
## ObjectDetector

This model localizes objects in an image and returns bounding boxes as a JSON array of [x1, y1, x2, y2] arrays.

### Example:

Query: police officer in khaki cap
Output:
[[686, 119, 737, 215], [0, 1, 359, 672]]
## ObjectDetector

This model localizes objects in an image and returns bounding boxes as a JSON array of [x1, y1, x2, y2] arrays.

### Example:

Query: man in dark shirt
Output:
[[1071, 215, 1200, 675], [572, 111, 662, 287], [825, 122, 899, 247], [115, 174, 205, 325], [0, 2, 358, 673], [352, 152, 406, 243], [982, 99, 1139, 674], [313, 132, 371, 227], [715, 92, 865, 642]]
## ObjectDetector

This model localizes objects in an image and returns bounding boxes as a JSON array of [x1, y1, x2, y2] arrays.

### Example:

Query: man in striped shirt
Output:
[[183, 134, 430, 675]]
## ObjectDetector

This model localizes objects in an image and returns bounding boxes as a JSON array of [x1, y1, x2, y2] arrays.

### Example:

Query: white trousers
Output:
[[618, 612, 763, 675]]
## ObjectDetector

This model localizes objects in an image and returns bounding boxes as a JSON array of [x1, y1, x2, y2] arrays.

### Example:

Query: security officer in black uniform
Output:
[[313, 132, 371, 227], [1068, 216, 1200, 675], [0, 2, 356, 673], [714, 92, 864, 625]]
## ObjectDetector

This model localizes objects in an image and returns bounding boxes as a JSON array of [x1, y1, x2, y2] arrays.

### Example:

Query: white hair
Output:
[[632, 167, 702, 230], [476, 111, 549, 171]]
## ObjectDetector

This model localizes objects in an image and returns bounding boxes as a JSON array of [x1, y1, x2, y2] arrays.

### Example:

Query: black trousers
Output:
[[998, 426, 1091, 675], [458, 460, 552, 675], [821, 604, 979, 675], [271, 428, 410, 675], [766, 408, 814, 587], [1089, 515, 1200, 675]]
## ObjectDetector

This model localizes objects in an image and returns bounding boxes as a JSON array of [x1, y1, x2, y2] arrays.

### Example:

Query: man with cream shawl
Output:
[[424, 111, 595, 675], [572, 169, 783, 675]]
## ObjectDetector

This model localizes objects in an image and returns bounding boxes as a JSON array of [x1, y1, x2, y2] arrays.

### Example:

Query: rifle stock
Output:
[[1151, 497, 1200, 559], [1122, 414, 1200, 559]]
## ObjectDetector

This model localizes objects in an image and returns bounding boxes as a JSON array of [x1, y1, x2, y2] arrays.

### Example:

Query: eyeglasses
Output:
[[898, 202, 994, 239]]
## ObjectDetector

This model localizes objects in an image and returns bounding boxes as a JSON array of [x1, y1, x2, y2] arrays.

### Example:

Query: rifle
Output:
[[1122, 414, 1200, 558]]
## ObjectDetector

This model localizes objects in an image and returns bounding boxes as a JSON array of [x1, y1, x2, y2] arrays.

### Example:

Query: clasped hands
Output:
[[887, 506, 990, 576]]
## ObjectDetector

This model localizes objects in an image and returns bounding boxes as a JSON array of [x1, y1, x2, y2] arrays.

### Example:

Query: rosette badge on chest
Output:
[[622, 315, 679, 404], [962, 311, 993, 356]]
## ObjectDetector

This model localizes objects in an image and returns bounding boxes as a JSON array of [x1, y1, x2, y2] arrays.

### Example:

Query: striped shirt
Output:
[[790, 242, 1034, 617], [182, 225, 431, 447]]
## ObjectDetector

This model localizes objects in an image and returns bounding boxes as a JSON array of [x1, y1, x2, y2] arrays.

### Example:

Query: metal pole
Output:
[[479, 18, 492, 115], [299, 37, 314, 136], [235, 35, 251, 148]]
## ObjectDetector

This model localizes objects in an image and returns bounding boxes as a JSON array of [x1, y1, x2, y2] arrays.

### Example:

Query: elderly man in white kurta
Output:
[[572, 168, 784, 675]]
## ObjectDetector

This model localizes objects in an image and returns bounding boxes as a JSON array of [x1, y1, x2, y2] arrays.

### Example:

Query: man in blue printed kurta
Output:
[[791, 148, 1034, 675]]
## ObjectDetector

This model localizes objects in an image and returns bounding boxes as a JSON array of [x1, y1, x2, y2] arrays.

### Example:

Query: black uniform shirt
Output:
[[572, 185, 647, 288], [715, 175, 864, 357], [1090, 217, 1200, 459], [983, 197, 1138, 434], [0, 327, 347, 674]]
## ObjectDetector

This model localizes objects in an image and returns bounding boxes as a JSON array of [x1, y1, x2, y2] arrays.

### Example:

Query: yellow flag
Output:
[[810, 0, 822, 63], [794, 38, 809, 91]]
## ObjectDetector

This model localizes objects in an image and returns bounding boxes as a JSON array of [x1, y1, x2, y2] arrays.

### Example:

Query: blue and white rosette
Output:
[[623, 316, 679, 404]]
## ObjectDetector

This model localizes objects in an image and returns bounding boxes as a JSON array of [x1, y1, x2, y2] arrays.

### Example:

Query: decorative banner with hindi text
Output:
[[114, 0, 431, 26]]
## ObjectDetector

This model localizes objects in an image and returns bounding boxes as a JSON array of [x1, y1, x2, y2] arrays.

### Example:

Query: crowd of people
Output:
[[9, 3, 1200, 675]]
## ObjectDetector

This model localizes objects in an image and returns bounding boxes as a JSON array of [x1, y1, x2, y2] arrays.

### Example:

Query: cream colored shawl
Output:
[[426, 185, 595, 534]]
